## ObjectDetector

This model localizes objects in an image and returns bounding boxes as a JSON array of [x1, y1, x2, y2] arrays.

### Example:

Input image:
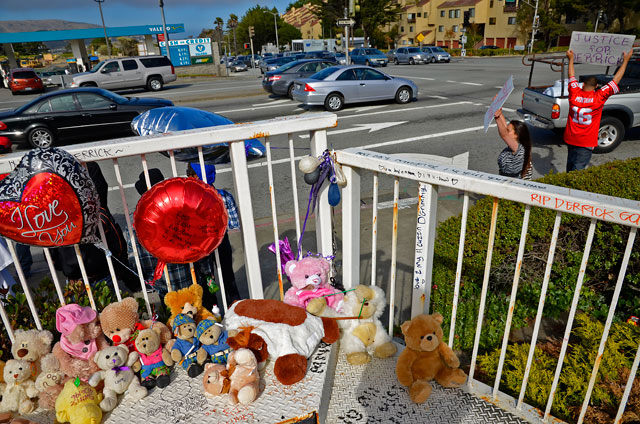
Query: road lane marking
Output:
[[338, 101, 472, 119], [428, 95, 448, 99], [298, 121, 407, 138], [215, 103, 302, 113], [460, 82, 483, 86], [347, 105, 386, 113], [252, 99, 291, 106], [391, 75, 435, 81], [134, 84, 263, 97]]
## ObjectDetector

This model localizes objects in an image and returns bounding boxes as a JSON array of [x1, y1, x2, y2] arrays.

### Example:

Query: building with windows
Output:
[[282, 3, 323, 40], [396, 0, 524, 48]]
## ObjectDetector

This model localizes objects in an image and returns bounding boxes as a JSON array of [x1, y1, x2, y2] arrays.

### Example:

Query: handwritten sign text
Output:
[[569, 32, 635, 66]]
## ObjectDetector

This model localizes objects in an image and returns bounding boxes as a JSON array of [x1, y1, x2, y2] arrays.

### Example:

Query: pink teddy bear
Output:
[[283, 256, 344, 316]]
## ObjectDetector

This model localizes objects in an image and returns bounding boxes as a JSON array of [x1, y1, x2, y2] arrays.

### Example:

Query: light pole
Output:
[[266, 10, 279, 52], [159, 0, 171, 62], [93, 0, 111, 58]]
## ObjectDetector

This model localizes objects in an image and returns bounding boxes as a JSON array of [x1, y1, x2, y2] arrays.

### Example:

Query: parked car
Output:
[[69, 56, 177, 92], [0, 87, 173, 148], [420, 46, 451, 63], [292, 65, 417, 111], [393, 47, 430, 65], [386, 49, 397, 62], [241, 54, 262, 67], [8, 68, 44, 95], [479, 45, 499, 49], [259, 57, 296, 74], [228, 60, 248, 72], [262, 59, 337, 98], [36, 69, 66, 86], [305, 51, 334, 59], [349, 48, 388, 67], [335, 52, 347, 65]]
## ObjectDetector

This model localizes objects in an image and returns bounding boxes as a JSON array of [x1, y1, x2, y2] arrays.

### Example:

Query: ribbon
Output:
[[113, 365, 130, 374], [268, 237, 296, 278]]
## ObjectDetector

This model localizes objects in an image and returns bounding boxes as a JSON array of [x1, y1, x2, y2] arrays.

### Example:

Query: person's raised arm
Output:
[[613, 50, 634, 85], [566, 50, 575, 80], [494, 108, 519, 152]]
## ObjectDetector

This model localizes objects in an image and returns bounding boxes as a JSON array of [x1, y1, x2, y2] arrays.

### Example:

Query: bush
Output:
[[477, 313, 640, 423], [432, 158, 640, 351]]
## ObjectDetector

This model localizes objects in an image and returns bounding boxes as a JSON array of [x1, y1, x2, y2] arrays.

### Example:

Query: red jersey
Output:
[[564, 77, 618, 148]]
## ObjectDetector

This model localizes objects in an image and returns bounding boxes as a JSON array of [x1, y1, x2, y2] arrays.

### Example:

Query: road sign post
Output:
[[248, 26, 255, 70]]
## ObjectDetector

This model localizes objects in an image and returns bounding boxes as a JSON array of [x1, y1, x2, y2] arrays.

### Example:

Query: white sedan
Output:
[[292, 65, 418, 112]]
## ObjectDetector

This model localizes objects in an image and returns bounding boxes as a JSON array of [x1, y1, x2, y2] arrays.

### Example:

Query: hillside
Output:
[[0, 20, 100, 33]]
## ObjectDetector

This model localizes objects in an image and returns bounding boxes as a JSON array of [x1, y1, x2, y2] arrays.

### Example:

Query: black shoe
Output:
[[156, 374, 171, 388], [141, 377, 156, 390], [187, 363, 204, 378]]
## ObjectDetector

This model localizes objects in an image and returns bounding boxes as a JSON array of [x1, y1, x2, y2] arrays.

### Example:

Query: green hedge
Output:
[[432, 158, 640, 351]]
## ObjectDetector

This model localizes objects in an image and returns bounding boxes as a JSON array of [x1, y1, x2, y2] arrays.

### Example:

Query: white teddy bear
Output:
[[89, 345, 147, 411], [0, 359, 39, 414]]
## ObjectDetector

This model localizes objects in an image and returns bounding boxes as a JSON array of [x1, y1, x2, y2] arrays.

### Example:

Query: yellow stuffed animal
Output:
[[55, 379, 103, 424]]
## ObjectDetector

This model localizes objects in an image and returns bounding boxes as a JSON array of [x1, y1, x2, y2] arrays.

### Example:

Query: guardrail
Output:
[[1, 113, 638, 423]]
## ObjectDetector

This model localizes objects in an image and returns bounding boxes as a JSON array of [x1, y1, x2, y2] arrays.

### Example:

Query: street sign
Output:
[[337, 18, 356, 27], [461, 49, 466, 56], [416, 33, 425, 43], [160, 38, 213, 67], [461, 35, 467, 44]]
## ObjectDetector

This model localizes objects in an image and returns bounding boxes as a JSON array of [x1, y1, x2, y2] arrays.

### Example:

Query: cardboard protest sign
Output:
[[569, 32, 635, 66], [484, 75, 514, 133]]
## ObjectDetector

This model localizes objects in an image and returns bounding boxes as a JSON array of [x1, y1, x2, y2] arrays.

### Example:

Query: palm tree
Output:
[[214, 17, 224, 51], [227, 14, 239, 56]]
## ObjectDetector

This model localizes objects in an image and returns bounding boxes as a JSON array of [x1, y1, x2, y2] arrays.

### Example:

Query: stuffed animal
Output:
[[89, 345, 147, 411], [99, 297, 171, 352], [171, 313, 205, 378], [227, 348, 260, 405], [0, 360, 5, 393], [202, 363, 229, 396], [34, 354, 65, 410], [396, 313, 467, 403], [52, 304, 109, 381], [196, 319, 231, 365], [164, 284, 217, 329], [224, 299, 339, 385], [338, 285, 397, 365], [55, 379, 103, 424], [10, 329, 54, 379], [283, 256, 344, 316], [0, 359, 38, 414], [132, 327, 174, 390]]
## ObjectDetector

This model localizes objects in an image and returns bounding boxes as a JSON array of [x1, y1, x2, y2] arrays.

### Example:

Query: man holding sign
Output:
[[564, 48, 633, 171]]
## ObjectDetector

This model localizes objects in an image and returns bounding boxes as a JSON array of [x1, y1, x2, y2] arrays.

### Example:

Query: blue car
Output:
[[349, 48, 388, 67]]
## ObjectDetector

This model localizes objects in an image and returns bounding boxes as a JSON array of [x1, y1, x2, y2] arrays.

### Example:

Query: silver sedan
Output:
[[292, 65, 418, 112]]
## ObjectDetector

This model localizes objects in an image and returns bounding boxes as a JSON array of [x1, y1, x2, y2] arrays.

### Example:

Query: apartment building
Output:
[[397, 0, 525, 48], [282, 3, 323, 40]]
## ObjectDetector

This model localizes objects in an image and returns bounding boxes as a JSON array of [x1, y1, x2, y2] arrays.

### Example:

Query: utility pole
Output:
[[529, 0, 539, 54], [248, 26, 256, 70], [94, 0, 111, 58], [344, 7, 350, 64], [266, 11, 279, 52], [594, 9, 603, 33], [159, 0, 171, 62]]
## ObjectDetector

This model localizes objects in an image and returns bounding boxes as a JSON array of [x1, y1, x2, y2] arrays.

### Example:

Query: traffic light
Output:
[[463, 11, 470, 26], [248, 26, 255, 38], [336, 33, 342, 45], [349, 0, 360, 16], [244, 43, 249, 49]]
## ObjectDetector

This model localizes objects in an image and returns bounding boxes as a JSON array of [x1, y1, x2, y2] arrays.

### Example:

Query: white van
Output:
[[70, 56, 177, 92]]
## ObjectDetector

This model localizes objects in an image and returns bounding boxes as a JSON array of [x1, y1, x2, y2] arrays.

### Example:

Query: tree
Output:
[[278, 23, 303, 49], [359, 0, 402, 47], [117, 37, 138, 57], [227, 14, 239, 56], [13, 42, 48, 56], [237, 5, 292, 52]]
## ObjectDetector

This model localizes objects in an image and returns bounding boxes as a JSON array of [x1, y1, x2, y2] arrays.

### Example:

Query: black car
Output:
[[262, 59, 337, 98], [0, 87, 173, 149]]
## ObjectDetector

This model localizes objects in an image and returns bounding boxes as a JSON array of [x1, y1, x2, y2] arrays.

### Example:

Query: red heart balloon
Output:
[[133, 177, 228, 265], [0, 148, 100, 247], [0, 173, 84, 246]]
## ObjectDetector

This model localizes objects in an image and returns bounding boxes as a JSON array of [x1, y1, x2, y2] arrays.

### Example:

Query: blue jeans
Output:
[[566, 144, 593, 172]]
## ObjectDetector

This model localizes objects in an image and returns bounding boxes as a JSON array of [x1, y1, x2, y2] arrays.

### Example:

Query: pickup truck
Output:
[[518, 54, 640, 153]]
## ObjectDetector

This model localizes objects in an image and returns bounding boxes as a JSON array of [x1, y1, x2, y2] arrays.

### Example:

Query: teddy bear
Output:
[[224, 299, 339, 385], [0, 359, 38, 415], [283, 256, 344, 316], [89, 345, 147, 411], [171, 313, 205, 378], [196, 319, 231, 366], [338, 285, 397, 365], [11, 329, 54, 380], [396, 313, 467, 403], [164, 284, 217, 329], [55, 379, 103, 424], [132, 327, 174, 390], [34, 354, 65, 410], [53, 304, 109, 381], [201, 348, 260, 405], [0, 360, 5, 393], [99, 297, 171, 353]]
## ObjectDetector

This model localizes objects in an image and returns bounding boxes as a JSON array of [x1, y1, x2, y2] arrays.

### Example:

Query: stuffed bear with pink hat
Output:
[[48, 304, 109, 401]]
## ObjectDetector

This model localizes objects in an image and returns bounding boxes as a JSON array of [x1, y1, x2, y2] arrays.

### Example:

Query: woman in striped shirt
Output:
[[494, 108, 533, 180]]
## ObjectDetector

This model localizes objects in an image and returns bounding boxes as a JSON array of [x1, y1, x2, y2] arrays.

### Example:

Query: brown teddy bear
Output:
[[202, 363, 228, 396], [396, 313, 467, 403], [132, 327, 174, 389], [164, 284, 217, 329], [99, 297, 171, 352], [11, 329, 54, 380], [201, 348, 259, 405]]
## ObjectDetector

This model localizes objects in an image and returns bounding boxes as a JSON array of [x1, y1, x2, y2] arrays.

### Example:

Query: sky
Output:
[[0, 0, 294, 38]]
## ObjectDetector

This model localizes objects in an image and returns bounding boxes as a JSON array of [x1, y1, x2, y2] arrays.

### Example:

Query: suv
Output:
[[69, 56, 176, 92], [8, 68, 44, 94]]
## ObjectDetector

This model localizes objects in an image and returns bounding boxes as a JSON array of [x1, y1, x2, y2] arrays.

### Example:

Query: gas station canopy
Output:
[[0, 24, 185, 43]]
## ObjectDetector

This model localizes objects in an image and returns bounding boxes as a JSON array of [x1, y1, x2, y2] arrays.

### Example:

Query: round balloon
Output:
[[0, 147, 100, 247], [133, 177, 228, 266]]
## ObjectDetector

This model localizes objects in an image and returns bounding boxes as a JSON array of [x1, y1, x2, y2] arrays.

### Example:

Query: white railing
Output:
[[0, 112, 639, 423]]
